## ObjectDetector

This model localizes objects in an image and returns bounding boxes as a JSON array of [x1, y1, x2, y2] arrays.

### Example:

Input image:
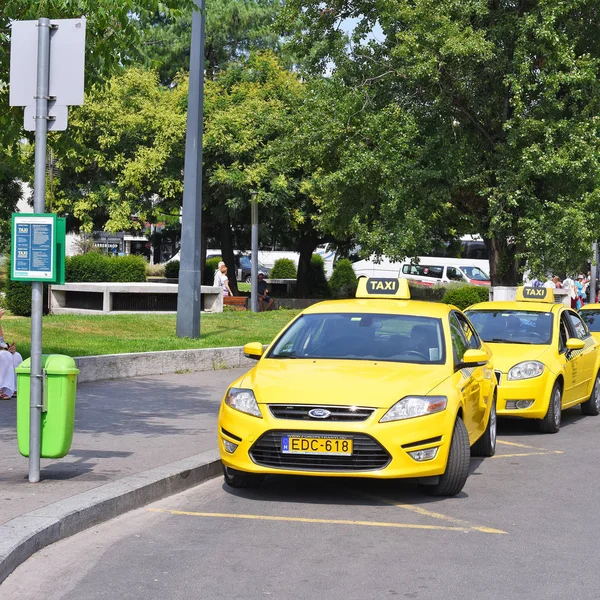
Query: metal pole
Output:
[[176, 0, 206, 338], [591, 242, 598, 304], [251, 192, 259, 313], [29, 17, 51, 483]]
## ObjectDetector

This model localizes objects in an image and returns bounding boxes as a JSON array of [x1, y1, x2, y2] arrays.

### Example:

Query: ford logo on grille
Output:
[[308, 408, 331, 419]]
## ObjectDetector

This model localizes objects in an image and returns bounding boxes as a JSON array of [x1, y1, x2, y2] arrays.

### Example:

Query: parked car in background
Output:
[[207, 253, 270, 283]]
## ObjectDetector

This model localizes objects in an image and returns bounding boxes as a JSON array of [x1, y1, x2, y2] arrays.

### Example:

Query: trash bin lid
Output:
[[16, 354, 79, 375]]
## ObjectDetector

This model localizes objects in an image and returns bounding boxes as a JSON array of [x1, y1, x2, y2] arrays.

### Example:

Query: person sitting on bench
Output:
[[258, 272, 274, 311]]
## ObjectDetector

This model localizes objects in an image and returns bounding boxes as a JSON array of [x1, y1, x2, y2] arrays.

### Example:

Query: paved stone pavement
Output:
[[0, 368, 248, 525]]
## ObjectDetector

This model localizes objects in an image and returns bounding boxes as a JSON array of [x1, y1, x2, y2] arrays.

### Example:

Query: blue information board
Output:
[[11, 214, 56, 281]]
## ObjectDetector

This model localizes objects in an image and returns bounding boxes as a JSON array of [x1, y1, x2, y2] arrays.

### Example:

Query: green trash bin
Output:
[[16, 354, 79, 459]]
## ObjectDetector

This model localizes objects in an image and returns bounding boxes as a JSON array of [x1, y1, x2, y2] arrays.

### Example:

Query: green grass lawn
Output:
[[3, 310, 300, 359]]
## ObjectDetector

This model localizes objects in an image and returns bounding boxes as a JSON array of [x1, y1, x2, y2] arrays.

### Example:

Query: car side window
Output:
[[449, 314, 468, 363], [454, 312, 481, 349], [558, 313, 570, 353], [446, 267, 463, 282], [567, 311, 590, 340]]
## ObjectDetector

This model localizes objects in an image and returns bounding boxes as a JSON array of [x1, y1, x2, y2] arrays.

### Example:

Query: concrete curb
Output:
[[75, 346, 257, 383], [0, 450, 222, 584]]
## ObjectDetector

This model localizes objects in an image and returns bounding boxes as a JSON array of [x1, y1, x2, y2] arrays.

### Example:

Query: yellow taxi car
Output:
[[579, 304, 600, 343], [218, 277, 496, 497], [465, 286, 600, 433]]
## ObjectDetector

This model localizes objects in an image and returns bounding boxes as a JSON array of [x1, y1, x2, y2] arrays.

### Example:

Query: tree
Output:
[[137, 0, 283, 85], [50, 68, 187, 232], [281, 0, 600, 284]]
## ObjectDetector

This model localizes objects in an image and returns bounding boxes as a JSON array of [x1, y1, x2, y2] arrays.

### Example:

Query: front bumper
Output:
[[495, 371, 554, 419], [218, 402, 458, 479]]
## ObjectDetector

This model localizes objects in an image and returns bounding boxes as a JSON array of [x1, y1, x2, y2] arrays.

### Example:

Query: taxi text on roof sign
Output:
[[515, 286, 555, 303], [356, 277, 411, 300]]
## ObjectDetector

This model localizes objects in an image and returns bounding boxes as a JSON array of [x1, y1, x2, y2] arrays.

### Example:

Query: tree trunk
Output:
[[220, 219, 239, 296], [486, 237, 520, 286], [296, 236, 318, 298]]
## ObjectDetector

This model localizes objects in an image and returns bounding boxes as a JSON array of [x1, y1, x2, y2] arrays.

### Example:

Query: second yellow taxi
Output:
[[218, 277, 496, 497], [466, 286, 600, 433]]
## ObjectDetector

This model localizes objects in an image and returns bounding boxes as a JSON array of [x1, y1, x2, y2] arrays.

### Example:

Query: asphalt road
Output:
[[3, 407, 600, 600]]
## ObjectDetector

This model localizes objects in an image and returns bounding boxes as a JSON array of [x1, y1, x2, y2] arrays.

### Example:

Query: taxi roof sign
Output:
[[356, 277, 411, 300], [515, 286, 555, 303]]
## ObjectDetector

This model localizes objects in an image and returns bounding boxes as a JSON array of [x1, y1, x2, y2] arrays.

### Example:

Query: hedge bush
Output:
[[4, 279, 33, 316], [66, 253, 147, 283], [307, 254, 331, 298], [441, 284, 490, 310], [329, 259, 357, 298], [270, 258, 297, 279], [204, 257, 221, 285], [165, 260, 180, 279]]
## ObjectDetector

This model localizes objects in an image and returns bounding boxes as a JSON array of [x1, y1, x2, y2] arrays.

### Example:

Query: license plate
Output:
[[281, 435, 353, 455]]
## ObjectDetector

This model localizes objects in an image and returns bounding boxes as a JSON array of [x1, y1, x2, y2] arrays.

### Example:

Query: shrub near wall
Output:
[[203, 257, 220, 285], [307, 254, 331, 298], [329, 259, 357, 298], [441, 285, 490, 310], [66, 253, 147, 283], [165, 259, 180, 279], [271, 258, 297, 279]]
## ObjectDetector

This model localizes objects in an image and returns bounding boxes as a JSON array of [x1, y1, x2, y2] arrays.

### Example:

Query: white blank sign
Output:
[[9, 18, 86, 108]]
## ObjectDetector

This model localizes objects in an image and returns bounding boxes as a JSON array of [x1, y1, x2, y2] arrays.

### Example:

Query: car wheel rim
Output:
[[595, 377, 600, 410], [554, 389, 561, 427], [489, 401, 497, 449]]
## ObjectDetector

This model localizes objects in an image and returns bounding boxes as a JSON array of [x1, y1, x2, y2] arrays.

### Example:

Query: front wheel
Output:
[[420, 417, 470, 497], [471, 397, 497, 457], [223, 465, 264, 489], [244, 275, 252, 283], [539, 382, 562, 433], [581, 372, 600, 416]]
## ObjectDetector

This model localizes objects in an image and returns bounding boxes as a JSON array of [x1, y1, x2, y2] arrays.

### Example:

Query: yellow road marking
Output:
[[146, 508, 470, 532], [497, 440, 560, 453], [349, 492, 507, 535], [492, 451, 564, 458]]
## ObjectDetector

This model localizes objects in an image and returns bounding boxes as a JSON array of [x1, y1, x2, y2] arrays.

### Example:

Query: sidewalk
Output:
[[0, 368, 247, 526]]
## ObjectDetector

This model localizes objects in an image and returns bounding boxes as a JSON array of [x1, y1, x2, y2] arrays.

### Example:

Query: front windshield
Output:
[[460, 266, 489, 281], [580, 310, 600, 332], [269, 313, 446, 364], [465, 310, 553, 345]]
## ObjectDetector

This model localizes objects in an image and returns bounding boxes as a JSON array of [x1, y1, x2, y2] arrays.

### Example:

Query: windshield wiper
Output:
[[487, 338, 533, 345], [273, 350, 297, 358]]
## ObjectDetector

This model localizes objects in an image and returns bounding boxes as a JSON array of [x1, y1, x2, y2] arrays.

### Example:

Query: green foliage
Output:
[[306, 254, 330, 298], [204, 257, 221, 284], [441, 285, 490, 311], [329, 259, 357, 298], [270, 258, 297, 279], [66, 253, 146, 282], [4, 279, 32, 317], [165, 260, 181, 279], [408, 283, 448, 303]]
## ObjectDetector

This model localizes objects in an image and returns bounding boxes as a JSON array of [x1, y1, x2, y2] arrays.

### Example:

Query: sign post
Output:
[[10, 17, 85, 482]]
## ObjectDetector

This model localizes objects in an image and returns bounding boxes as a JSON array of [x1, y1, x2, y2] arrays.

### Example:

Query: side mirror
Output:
[[456, 348, 489, 370], [243, 342, 263, 360], [566, 338, 585, 351]]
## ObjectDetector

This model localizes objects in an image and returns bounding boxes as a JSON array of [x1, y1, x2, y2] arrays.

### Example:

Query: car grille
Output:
[[268, 404, 375, 422], [249, 431, 390, 471], [495, 371, 502, 386]]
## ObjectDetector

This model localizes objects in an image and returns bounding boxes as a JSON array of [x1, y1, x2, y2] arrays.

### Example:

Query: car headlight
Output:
[[224, 388, 262, 418], [507, 361, 545, 381], [380, 396, 447, 423]]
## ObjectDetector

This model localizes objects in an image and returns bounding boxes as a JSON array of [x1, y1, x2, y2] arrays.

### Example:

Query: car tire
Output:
[[539, 381, 562, 433], [421, 417, 470, 497], [245, 275, 252, 283], [581, 371, 600, 416], [471, 396, 497, 457], [223, 465, 263, 489]]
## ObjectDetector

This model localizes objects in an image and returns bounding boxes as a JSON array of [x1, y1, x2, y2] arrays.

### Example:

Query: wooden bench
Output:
[[223, 296, 248, 310]]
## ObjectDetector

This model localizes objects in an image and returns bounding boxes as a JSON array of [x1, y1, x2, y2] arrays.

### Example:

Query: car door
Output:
[[449, 312, 481, 437], [566, 310, 596, 403], [557, 311, 577, 404]]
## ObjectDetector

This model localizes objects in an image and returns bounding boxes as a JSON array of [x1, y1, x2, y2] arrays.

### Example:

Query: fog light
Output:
[[223, 439, 238, 454], [516, 400, 534, 409], [408, 447, 439, 462]]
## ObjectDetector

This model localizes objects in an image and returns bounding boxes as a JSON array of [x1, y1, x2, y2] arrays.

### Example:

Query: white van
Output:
[[352, 256, 490, 286]]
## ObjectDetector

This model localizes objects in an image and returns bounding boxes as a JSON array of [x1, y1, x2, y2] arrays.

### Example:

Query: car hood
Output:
[[239, 358, 450, 409], [485, 342, 550, 373]]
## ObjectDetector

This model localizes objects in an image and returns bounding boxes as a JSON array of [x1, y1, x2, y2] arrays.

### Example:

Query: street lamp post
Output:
[[251, 191, 259, 313]]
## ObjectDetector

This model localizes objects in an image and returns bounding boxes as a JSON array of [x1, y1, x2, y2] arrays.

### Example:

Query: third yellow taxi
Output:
[[218, 277, 496, 497], [465, 286, 600, 433]]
